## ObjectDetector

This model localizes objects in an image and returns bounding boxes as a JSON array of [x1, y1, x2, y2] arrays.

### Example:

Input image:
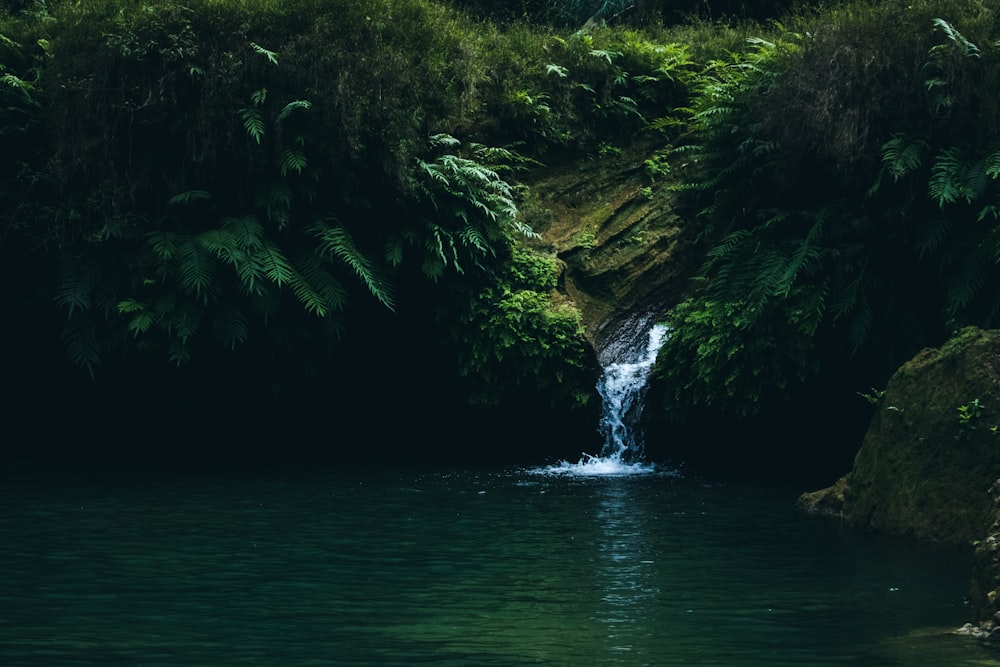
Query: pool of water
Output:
[[0, 463, 995, 665]]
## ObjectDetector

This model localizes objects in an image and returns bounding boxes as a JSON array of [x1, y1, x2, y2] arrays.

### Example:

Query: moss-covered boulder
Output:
[[799, 326, 1000, 545]]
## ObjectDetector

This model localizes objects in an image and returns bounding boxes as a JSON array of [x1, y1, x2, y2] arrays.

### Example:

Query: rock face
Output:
[[799, 326, 1000, 544], [519, 143, 702, 363]]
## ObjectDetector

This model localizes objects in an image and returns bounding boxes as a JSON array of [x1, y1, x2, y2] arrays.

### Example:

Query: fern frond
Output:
[[881, 134, 927, 181], [980, 204, 1000, 222], [148, 231, 180, 260], [255, 181, 294, 221], [429, 133, 461, 149], [546, 63, 568, 78], [250, 42, 279, 65], [946, 249, 990, 313], [848, 293, 873, 354], [931, 18, 980, 58], [929, 147, 966, 206], [296, 253, 348, 315], [239, 107, 265, 144], [589, 49, 621, 65], [126, 311, 154, 337], [459, 224, 492, 257], [175, 239, 217, 300], [276, 99, 311, 123], [829, 276, 859, 319], [166, 304, 202, 343], [222, 216, 265, 252], [384, 236, 405, 267], [778, 235, 821, 296], [167, 339, 192, 366], [257, 241, 295, 287], [279, 148, 308, 177], [62, 316, 101, 376], [168, 190, 212, 205], [422, 254, 446, 281], [116, 298, 145, 314], [916, 216, 953, 258], [212, 305, 249, 350], [287, 256, 331, 317], [309, 220, 394, 310], [250, 282, 282, 324], [55, 258, 93, 316], [984, 150, 1000, 180]]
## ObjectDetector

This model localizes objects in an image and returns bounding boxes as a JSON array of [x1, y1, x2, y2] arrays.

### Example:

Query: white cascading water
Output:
[[538, 322, 669, 476]]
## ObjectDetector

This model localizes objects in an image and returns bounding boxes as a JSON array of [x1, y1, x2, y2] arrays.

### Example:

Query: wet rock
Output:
[[969, 479, 1000, 635], [519, 143, 702, 355], [796, 474, 849, 517]]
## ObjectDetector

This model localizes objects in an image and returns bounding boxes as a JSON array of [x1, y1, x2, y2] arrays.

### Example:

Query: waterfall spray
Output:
[[537, 322, 669, 476]]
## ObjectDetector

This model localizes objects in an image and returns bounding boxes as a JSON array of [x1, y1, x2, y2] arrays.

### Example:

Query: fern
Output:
[[250, 282, 282, 324], [175, 238, 217, 301], [239, 107, 266, 144], [62, 316, 102, 378], [984, 149, 1000, 180], [309, 219, 394, 310], [916, 216, 954, 259], [589, 49, 621, 65], [929, 147, 964, 206], [276, 99, 311, 123], [55, 257, 94, 316], [295, 252, 348, 315], [287, 255, 331, 317], [148, 231, 180, 260], [429, 133, 461, 149], [255, 181, 294, 222], [167, 339, 192, 366], [172, 304, 201, 343], [880, 134, 927, 181], [257, 241, 295, 288], [279, 148, 308, 177], [931, 18, 980, 58], [250, 42, 279, 65], [168, 190, 212, 205], [546, 63, 569, 78], [126, 310, 154, 337], [212, 304, 249, 350]]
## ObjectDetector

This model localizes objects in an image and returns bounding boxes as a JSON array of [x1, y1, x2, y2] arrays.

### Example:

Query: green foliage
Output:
[[22, 0, 1000, 426], [392, 134, 535, 281], [652, 296, 820, 420], [481, 26, 698, 154], [957, 397, 984, 432], [8, 0, 567, 371], [655, 0, 1000, 418], [446, 245, 596, 408], [857, 387, 885, 406]]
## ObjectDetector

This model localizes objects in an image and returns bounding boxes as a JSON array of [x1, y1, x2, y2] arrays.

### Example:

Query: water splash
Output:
[[535, 323, 670, 477]]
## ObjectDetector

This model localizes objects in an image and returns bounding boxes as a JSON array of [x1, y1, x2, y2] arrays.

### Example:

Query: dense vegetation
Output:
[[2, 0, 998, 469], [650, 0, 1000, 458]]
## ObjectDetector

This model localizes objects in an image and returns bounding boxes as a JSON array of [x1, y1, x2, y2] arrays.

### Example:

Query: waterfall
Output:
[[536, 321, 669, 476], [597, 322, 669, 464]]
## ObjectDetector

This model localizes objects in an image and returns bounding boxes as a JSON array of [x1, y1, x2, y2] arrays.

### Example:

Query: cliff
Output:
[[520, 142, 702, 364]]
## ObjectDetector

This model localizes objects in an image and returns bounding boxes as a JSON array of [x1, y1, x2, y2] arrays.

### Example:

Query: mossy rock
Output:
[[801, 326, 1000, 545], [519, 142, 702, 359]]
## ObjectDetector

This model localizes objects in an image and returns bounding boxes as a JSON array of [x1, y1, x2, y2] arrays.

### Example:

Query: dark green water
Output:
[[0, 464, 996, 666]]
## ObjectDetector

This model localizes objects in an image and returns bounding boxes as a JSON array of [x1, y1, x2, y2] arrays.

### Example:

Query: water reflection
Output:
[[592, 480, 659, 659]]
